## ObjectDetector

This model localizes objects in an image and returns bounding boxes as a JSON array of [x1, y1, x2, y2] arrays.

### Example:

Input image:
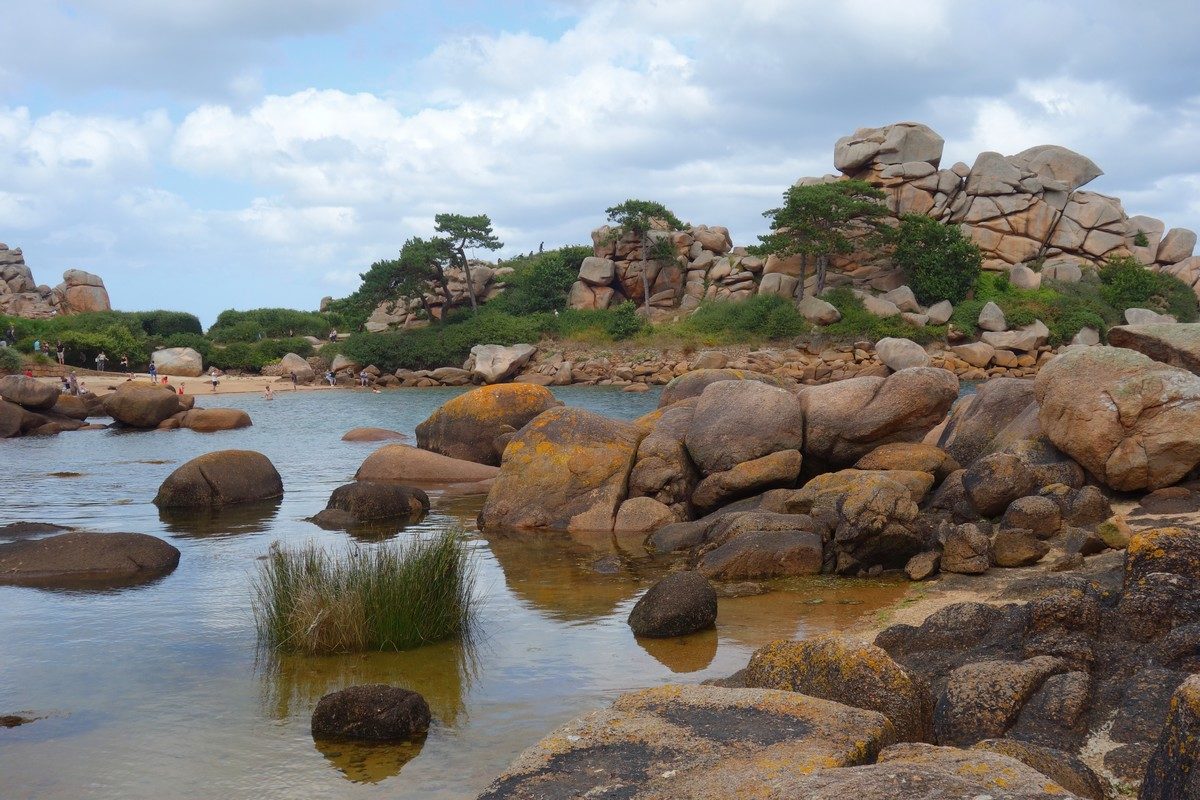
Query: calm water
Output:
[[0, 386, 905, 799]]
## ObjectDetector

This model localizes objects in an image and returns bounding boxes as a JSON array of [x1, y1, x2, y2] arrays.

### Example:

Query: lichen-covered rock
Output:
[[1108, 323, 1200, 376], [941, 524, 992, 574], [1035, 346, 1200, 490], [905, 551, 940, 580], [800, 368, 958, 468], [963, 452, 1036, 517], [934, 656, 1068, 746], [469, 343, 537, 384], [684, 380, 805, 474], [627, 403, 699, 518], [0, 531, 179, 587], [691, 449, 802, 512], [415, 383, 561, 465], [102, 381, 184, 428], [477, 684, 896, 799], [692, 512, 823, 580], [627, 572, 717, 638], [153, 449, 283, 508], [1141, 673, 1200, 800], [658, 368, 789, 407], [744, 634, 934, 742], [1000, 496, 1062, 538], [972, 739, 1105, 800], [854, 442, 960, 482], [613, 496, 676, 532], [480, 407, 643, 531], [992, 529, 1050, 567], [310, 685, 431, 742], [936, 378, 1036, 467]]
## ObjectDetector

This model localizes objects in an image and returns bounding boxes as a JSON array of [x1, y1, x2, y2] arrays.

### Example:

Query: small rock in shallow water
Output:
[[628, 571, 717, 638], [311, 685, 431, 742]]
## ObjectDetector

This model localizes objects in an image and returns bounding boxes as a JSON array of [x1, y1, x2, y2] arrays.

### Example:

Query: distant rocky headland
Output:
[[0, 243, 111, 318]]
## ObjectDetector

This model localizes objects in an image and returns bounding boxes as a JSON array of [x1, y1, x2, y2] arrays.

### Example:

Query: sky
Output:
[[2, 0, 1199, 327]]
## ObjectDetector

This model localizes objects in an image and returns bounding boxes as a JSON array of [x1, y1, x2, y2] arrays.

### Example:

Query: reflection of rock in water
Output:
[[257, 638, 474, 728], [312, 736, 424, 784], [479, 527, 660, 621], [157, 499, 282, 537], [635, 628, 718, 673], [307, 516, 418, 543]]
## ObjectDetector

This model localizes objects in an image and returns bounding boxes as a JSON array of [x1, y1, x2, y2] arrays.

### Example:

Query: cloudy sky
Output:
[[3, 0, 1198, 325]]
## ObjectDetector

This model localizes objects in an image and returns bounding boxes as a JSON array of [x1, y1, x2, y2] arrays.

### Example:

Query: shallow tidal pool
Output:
[[0, 385, 906, 799]]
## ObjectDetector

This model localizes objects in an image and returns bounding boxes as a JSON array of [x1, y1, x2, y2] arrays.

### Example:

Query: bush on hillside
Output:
[[134, 310, 203, 338], [605, 301, 645, 340], [821, 288, 947, 343], [681, 294, 806, 341], [0, 346, 21, 373], [1099, 255, 1198, 321], [488, 246, 592, 315], [893, 215, 982, 305], [208, 342, 268, 371], [160, 332, 213, 361], [208, 308, 339, 342], [950, 271, 1112, 344]]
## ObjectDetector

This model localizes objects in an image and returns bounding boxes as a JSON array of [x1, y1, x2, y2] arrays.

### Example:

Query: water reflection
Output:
[[479, 528, 648, 621], [313, 736, 426, 784], [258, 638, 476, 728], [635, 628, 718, 673], [158, 499, 282, 537]]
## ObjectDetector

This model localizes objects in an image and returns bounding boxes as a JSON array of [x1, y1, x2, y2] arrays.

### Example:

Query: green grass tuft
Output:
[[253, 528, 476, 654]]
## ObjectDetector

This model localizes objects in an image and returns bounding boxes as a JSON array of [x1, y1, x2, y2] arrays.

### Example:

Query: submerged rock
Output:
[[309, 481, 429, 529], [627, 572, 717, 638], [355, 443, 499, 484], [311, 685, 431, 742], [341, 427, 408, 442], [0, 531, 179, 587]]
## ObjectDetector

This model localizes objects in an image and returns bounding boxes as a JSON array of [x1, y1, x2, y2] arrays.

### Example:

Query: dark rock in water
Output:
[[933, 656, 1068, 746], [0, 713, 43, 728], [0, 374, 60, 410], [153, 449, 283, 508], [991, 529, 1049, 567], [1141, 673, 1200, 800], [311, 685, 431, 742], [714, 581, 767, 598], [309, 481, 429, 528], [971, 738, 1106, 800], [0, 398, 44, 438], [628, 571, 717, 637], [590, 555, 622, 575], [962, 452, 1035, 517], [744, 634, 934, 742], [0, 521, 72, 538], [0, 531, 179, 587], [476, 684, 895, 799], [940, 524, 991, 574], [1000, 495, 1061, 539], [905, 551, 940, 581]]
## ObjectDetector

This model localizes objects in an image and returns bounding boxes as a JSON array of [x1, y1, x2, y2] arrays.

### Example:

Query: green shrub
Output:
[[678, 294, 806, 341], [1100, 256, 1198, 321], [605, 301, 644, 340], [160, 332, 213, 361], [822, 288, 946, 343], [208, 342, 267, 371], [256, 337, 314, 360], [488, 246, 592, 315], [208, 308, 337, 341], [0, 346, 21, 373], [951, 271, 1114, 344], [253, 529, 475, 654], [893, 215, 982, 305], [134, 310, 203, 337]]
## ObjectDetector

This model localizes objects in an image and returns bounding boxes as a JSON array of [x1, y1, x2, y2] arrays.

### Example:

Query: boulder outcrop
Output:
[[415, 383, 560, 465], [310, 685, 431, 742], [0, 531, 179, 587], [355, 444, 499, 484], [0, 244, 112, 318], [153, 450, 284, 508], [103, 382, 185, 428], [151, 347, 204, 378]]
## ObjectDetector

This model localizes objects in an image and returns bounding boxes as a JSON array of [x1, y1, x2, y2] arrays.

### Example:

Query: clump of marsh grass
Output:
[[253, 528, 476, 654]]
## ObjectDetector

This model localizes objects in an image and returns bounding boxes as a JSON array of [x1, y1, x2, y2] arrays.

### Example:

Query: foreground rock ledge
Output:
[[0, 531, 179, 587]]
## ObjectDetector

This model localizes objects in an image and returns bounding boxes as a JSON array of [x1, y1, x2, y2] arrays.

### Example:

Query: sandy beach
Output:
[[32, 371, 371, 396]]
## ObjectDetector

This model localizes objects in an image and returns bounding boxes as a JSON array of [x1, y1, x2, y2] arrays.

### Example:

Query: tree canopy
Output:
[[435, 213, 504, 312], [759, 179, 889, 297]]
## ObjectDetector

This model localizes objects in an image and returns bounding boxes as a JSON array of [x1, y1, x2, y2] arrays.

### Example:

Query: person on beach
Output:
[[55, 342, 65, 365], [68, 372, 79, 396], [325, 370, 335, 387], [95, 351, 107, 372], [60, 376, 70, 393], [210, 368, 220, 392], [177, 384, 185, 395], [120, 355, 129, 373], [290, 370, 298, 389], [32, 339, 40, 354], [148, 362, 158, 382], [263, 385, 274, 400], [359, 369, 369, 387]]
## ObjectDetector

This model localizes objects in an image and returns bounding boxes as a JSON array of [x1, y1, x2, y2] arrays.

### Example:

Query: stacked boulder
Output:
[[364, 261, 512, 332], [0, 375, 102, 437], [0, 244, 112, 318]]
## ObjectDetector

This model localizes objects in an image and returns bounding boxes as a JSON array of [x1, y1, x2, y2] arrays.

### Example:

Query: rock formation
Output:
[[364, 261, 511, 332], [0, 243, 112, 318]]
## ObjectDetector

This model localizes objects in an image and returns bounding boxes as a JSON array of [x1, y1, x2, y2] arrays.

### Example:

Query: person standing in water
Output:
[[263, 385, 274, 400]]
